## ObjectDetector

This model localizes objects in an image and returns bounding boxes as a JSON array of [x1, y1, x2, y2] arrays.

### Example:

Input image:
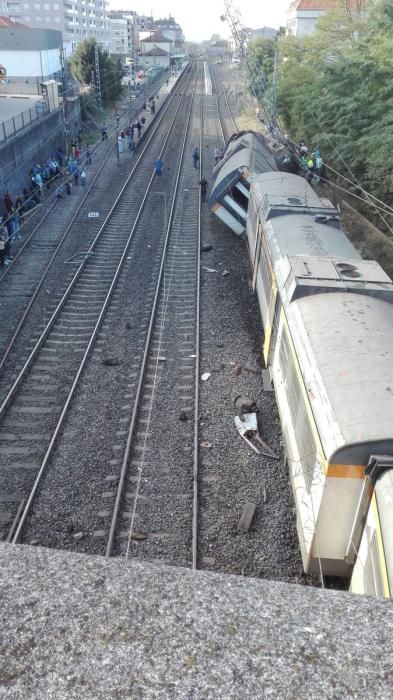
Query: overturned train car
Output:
[[246, 172, 393, 597], [208, 131, 293, 236]]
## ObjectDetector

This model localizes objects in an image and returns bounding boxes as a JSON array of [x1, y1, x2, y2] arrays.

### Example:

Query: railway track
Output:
[[0, 60, 306, 588], [0, 71, 182, 392], [0, 64, 196, 543], [104, 72, 204, 566], [210, 63, 237, 143]]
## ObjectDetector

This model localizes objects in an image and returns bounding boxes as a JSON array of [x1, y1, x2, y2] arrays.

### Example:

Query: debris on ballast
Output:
[[234, 412, 279, 459], [237, 503, 256, 532]]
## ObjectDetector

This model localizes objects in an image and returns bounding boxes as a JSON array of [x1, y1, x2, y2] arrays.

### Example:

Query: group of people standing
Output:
[[1, 134, 93, 267], [297, 141, 324, 183], [0, 187, 28, 267]]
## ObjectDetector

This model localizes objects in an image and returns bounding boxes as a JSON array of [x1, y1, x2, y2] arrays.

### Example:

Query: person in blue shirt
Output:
[[154, 158, 164, 177]]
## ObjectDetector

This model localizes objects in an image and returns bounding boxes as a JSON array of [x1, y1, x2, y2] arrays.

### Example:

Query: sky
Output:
[[108, 0, 290, 42]]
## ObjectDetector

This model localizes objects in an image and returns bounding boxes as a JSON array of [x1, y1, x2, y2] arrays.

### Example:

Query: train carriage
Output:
[[246, 172, 393, 587], [208, 131, 279, 236]]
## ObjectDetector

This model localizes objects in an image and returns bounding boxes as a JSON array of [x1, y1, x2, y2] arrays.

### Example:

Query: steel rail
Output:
[[0, 66, 192, 377], [105, 70, 199, 559], [0, 90, 138, 284], [210, 63, 238, 142], [191, 67, 204, 570], [0, 70, 170, 288], [12, 66, 197, 544]]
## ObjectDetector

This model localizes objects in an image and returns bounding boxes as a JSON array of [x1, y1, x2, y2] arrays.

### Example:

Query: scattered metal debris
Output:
[[234, 413, 279, 459]]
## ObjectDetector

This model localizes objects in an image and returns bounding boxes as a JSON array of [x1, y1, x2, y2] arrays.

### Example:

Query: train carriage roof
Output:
[[291, 292, 393, 458], [251, 172, 360, 262]]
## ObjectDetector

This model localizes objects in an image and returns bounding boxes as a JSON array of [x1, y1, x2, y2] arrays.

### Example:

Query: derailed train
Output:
[[210, 133, 393, 596]]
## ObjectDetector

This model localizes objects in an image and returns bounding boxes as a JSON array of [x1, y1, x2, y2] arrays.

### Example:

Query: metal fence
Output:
[[0, 101, 50, 144]]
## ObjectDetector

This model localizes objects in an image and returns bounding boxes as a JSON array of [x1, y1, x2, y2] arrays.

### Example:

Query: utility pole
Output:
[[271, 50, 278, 130], [94, 44, 102, 108], [221, 0, 273, 128]]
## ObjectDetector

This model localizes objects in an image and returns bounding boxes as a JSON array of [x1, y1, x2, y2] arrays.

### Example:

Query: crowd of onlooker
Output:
[[0, 131, 92, 268], [0, 83, 173, 268]]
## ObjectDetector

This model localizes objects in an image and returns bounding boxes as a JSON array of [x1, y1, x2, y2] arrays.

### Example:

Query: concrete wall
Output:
[[0, 98, 81, 198], [141, 55, 169, 69]]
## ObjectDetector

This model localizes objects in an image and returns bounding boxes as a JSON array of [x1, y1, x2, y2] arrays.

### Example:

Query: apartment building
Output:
[[152, 16, 184, 45], [107, 10, 129, 58], [0, 0, 108, 52]]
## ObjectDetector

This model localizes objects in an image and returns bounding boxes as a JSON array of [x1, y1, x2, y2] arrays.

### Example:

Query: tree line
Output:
[[248, 0, 393, 217]]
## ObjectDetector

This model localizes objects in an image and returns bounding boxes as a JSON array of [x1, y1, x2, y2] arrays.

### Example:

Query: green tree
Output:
[[273, 1, 393, 207], [70, 38, 124, 106]]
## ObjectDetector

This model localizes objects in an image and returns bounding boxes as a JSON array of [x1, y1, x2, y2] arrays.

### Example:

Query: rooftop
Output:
[[140, 31, 173, 43], [0, 15, 27, 27], [291, 0, 363, 9], [143, 47, 169, 56], [1, 542, 393, 698]]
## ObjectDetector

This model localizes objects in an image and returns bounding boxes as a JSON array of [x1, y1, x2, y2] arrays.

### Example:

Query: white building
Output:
[[140, 46, 170, 70], [250, 26, 277, 41], [139, 32, 173, 62], [0, 0, 109, 52], [107, 11, 129, 57], [152, 16, 184, 45], [0, 24, 62, 81], [286, 0, 365, 37]]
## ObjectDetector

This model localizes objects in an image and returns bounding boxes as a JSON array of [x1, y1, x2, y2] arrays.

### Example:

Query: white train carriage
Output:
[[208, 131, 279, 236], [350, 467, 393, 597], [247, 172, 393, 580]]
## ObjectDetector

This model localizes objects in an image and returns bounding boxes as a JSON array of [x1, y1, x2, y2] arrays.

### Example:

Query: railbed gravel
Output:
[[20, 94, 195, 554], [198, 213, 307, 582], [20, 66, 313, 588]]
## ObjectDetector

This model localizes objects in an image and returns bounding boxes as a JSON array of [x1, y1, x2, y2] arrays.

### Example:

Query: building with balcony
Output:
[[0, 0, 109, 53], [152, 16, 184, 45], [107, 11, 129, 58]]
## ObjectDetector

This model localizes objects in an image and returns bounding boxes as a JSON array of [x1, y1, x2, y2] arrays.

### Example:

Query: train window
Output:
[[229, 185, 248, 212], [363, 532, 384, 597], [279, 330, 317, 491]]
